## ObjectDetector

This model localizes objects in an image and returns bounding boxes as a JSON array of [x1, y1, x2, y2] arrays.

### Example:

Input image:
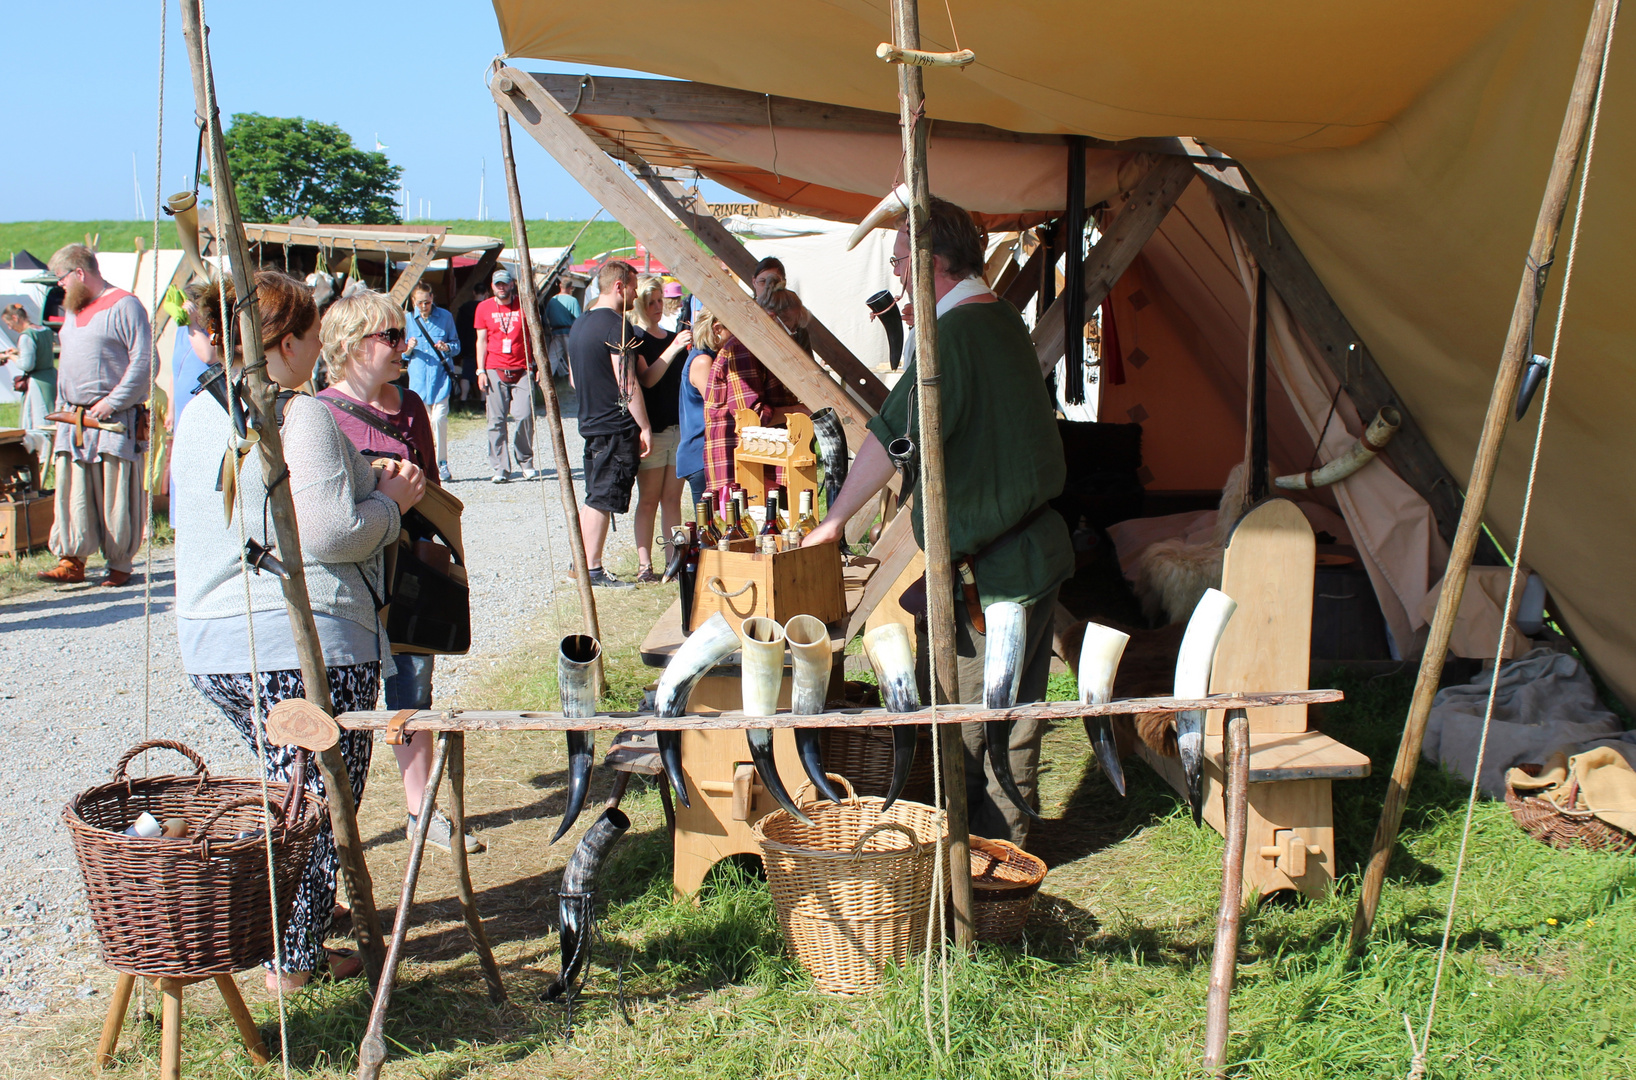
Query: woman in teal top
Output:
[[2, 303, 56, 438]]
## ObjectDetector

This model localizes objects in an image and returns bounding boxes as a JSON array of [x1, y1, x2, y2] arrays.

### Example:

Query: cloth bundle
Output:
[[1507, 746, 1636, 834]]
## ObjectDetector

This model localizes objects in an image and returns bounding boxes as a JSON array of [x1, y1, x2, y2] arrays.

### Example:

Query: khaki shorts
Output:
[[639, 425, 680, 471]]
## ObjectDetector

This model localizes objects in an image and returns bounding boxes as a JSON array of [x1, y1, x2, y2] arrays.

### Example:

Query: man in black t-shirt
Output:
[[566, 259, 650, 588]]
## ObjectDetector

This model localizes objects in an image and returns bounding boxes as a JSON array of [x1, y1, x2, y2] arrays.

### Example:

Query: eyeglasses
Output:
[[56, 268, 82, 286], [367, 327, 408, 348], [888, 255, 906, 270]]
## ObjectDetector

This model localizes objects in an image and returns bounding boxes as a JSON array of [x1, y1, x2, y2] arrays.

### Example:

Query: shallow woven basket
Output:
[[753, 776, 948, 995], [968, 835, 1048, 944], [1504, 762, 1636, 854], [818, 725, 935, 803], [63, 740, 325, 976]]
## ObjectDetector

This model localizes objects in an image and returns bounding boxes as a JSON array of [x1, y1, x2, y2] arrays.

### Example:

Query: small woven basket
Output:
[[753, 776, 947, 995], [818, 725, 935, 803], [1504, 763, 1636, 854], [63, 740, 325, 976], [968, 835, 1047, 944]]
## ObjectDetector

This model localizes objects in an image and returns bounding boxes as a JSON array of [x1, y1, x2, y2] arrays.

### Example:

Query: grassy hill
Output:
[[0, 219, 634, 262]]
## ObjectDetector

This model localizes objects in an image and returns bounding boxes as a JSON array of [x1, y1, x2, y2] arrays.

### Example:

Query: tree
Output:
[[218, 113, 402, 224]]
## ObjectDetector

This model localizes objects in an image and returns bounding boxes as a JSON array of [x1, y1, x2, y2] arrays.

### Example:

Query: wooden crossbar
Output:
[[337, 689, 1340, 735]]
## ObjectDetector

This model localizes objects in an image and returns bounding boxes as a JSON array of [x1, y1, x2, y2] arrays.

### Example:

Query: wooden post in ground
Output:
[[1203, 708, 1251, 1073], [495, 101, 604, 678], [881, 0, 975, 950], [178, 0, 384, 986], [1348, 0, 1619, 954]]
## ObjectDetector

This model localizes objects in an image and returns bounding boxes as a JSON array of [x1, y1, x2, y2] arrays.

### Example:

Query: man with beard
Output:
[[474, 268, 538, 483], [38, 245, 152, 586]]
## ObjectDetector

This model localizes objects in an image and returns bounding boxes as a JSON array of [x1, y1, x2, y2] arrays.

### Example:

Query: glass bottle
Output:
[[797, 489, 820, 536], [761, 490, 783, 536]]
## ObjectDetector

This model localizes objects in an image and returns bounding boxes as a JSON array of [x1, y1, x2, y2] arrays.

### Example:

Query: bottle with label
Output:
[[797, 489, 820, 536], [726, 495, 751, 541], [696, 500, 721, 548]]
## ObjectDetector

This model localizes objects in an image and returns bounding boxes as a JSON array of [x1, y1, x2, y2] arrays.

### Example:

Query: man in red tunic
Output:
[[474, 268, 537, 483]]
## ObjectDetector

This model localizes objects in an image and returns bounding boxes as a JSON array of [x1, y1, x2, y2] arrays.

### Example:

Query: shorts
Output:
[[638, 425, 680, 471], [583, 430, 641, 514]]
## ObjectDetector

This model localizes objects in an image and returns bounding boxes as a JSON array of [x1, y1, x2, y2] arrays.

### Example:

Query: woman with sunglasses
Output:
[[317, 292, 480, 857], [172, 272, 422, 993]]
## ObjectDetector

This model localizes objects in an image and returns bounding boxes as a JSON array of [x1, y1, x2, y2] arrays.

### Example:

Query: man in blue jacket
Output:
[[405, 281, 462, 481]]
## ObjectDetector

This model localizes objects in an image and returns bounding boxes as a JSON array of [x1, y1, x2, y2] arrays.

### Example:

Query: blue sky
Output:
[[4, 1, 694, 223]]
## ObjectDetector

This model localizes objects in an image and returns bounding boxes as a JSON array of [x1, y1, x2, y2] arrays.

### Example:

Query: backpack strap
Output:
[[322, 394, 429, 474]]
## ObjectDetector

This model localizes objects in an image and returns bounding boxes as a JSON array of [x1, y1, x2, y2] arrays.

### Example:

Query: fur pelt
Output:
[[1132, 462, 1252, 625]]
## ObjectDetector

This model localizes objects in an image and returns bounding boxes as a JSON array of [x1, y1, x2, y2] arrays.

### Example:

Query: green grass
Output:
[[0, 402, 16, 429]]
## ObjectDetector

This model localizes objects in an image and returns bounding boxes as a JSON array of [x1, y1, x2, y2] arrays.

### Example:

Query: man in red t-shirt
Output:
[[474, 268, 537, 483]]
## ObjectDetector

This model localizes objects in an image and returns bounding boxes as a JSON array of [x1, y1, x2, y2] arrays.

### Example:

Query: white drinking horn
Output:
[[655, 612, 741, 719], [862, 621, 922, 811], [1173, 588, 1238, 824], [1275, 407, 1401, 490], [846, 183, 911, 250], [739, 616, 787, 718], [1078, 622, 1132, 796]]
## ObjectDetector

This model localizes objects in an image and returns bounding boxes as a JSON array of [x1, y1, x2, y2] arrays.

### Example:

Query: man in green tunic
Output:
[[805, 197, 1074, 845]]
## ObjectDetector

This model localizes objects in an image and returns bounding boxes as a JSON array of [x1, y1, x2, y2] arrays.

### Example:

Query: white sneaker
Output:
[[406, 811, 484, 854], [522, 468, 543, 480], [491, 472, 509, 484]]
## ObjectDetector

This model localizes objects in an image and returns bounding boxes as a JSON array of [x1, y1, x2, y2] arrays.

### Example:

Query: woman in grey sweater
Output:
[[172, 270, 424, 992]]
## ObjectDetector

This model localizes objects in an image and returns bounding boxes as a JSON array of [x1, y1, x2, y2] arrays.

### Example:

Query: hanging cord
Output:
[[198, 0, 291, 1070], [1404, 6, 1618, 1077], [764, 95, 781, 184], [140, 0, 166, 767]]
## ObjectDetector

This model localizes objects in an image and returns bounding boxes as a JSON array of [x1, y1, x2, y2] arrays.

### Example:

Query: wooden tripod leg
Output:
[[94, 972, 136, 1067], [156, 978, 185, 1080], [213, 975, 270, 1066], [357, 734, 451, 1080], [446, 733, 506, 1004], [1203, 708, 1251, 1074]]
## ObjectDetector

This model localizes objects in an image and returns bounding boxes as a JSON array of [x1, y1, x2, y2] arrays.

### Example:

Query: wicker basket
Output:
[[753, 777, 948, 995], [818, 725, 935, 803], [1504, 763, 1636, 854], [63, 740, 325, 976], [968, 835, 1048, 944]]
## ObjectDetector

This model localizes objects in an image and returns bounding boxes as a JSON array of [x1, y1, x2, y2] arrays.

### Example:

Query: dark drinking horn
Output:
[[653, 612, 743, 808], [746, 728, 814, 825], [553, 635, 601, 843], [785, 614, 845, 803], [810, 407, 849, 512], [982, 602, 1042, 822], [1173, 589, 1238, 826], [544, 807, 631, 1002], [886, 436, 918, 508], [1077, 622, 1132, 797], [1515, 354, 1551, 420], [863, 623, 920, 811], [866, 289, 905, 371]]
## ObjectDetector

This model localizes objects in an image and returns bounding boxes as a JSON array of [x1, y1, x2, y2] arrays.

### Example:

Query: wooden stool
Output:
[[96, 971, 268, 1079]]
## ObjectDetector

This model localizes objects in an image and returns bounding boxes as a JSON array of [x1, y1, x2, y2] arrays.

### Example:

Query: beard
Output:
[[64, 280, 96, 314]]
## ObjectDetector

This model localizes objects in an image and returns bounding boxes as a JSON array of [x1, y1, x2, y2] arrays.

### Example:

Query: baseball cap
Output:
[[492, 269, 514, 284]]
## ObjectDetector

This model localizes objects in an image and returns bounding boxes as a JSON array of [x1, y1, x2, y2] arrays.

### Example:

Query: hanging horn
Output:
[[654, 612, 742, 808], [866, 290, 905, 371], [552, 635, 601, 844], [1173, 589, 1238, 825], [786, 614, 846, 804], [1274, 407, 1401, 491], [543, 807, 630, 1002], [846, 182, 911, 250], [809, 407, 849, 512], [982, 602, 1042, 822], [1077, 622, 1132, 797], [738, 618, 812, 824], [165, 191, 211, 281], [863, 622, 920, 811]]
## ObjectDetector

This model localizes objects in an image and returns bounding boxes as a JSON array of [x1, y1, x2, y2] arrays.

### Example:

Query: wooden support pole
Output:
[[884, 0, 974, 951], [1033, 154, 1195, 375], [446, 732, 506, 1003], [1061, 136, 1087, 403], [1248, 262, 1269, 502], [157, 978, 184, 1080], [178, 0, 385, 987], [213, 975, 271, 1066], [1203, 708, 1251, 1073], [492, 68, 875, 452], [95, 971, 136, 1067], [495, 101, 604, 674], [1348, 0, 1619, 954]]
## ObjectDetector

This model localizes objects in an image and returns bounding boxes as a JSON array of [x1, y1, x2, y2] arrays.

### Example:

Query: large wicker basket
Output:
[[968, 835, 1048, 944], [63, 740, 325, 976], [1504, 762, 1636, 854], [753, 777, 948, 995], [818, 725, 935, 803]]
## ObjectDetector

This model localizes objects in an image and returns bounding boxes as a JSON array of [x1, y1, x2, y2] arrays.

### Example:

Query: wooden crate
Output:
[[692, 539, 846, 627], [0, 493, 53, 558]]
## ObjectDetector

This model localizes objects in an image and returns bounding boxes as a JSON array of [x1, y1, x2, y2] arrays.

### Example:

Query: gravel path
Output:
[[0, 386, 626, 1023]]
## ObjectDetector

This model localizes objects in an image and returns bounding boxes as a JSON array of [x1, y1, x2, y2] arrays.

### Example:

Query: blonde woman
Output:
[[676, 308, 722, 503], [317, 290, 480, 855], [628, 276, 692, 582]]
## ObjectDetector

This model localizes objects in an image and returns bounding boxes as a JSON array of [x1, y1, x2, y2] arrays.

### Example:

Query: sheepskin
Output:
[[1133, 463, 1252, 624]]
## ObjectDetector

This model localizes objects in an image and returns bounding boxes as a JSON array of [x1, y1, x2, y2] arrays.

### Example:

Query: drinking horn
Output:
[[653, 612, 743, 808], [786, 614, 846, 804], [866, 289, 905, 371], [165, 190, 211, 281], [1173, 588, 1239, 825], [552, 635, 601, 844], [982, 602, 1042, 822], [862, 622, 921, 811], [740, 618, 813, 825], [886, 436, 918, 508], [1274, 407, 1400, 491], [1077, 622, 1132, 797], [846, 182, 910, 250], [810, 407, 849, 512], [543, 807, 630, 1003]]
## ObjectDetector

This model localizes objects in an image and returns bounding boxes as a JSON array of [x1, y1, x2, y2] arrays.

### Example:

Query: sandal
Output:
[[633, 566, 662, 584]]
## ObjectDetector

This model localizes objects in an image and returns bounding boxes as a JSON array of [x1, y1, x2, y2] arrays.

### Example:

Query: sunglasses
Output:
[[367, 327, 408, 348]]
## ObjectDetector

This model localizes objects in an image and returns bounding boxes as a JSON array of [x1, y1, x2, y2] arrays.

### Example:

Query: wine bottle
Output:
[[696, 500, 721, 547], [797, 489, 819, 536], [724, 498, 750, 542], [761, 490, 783, 536]]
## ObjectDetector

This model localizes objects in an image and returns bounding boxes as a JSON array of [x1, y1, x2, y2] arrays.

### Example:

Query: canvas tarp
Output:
[[493, 0, 1636, 705]]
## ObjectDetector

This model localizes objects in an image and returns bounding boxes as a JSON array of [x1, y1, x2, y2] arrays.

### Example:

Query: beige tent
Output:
[[492, 0, 1635, 705]]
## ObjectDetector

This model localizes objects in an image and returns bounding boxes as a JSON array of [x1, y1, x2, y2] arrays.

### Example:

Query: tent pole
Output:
[[883, 0, 975, 950], [1348, 0, 1619, 955], [494, 103, 604, 684], [1062, 138, 1086, 403], [1248, 262, 1268, 502], [177, 0, 385, 985]]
